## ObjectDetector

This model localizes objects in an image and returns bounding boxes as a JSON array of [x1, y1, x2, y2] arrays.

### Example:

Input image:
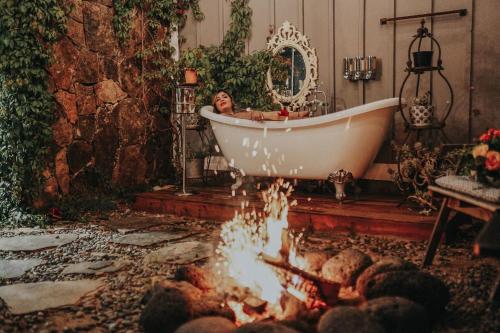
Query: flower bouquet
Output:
[[471, 128, 500, 187]]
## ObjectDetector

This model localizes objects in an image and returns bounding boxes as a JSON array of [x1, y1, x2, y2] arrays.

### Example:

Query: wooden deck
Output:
[[133, 186, 436, 240]]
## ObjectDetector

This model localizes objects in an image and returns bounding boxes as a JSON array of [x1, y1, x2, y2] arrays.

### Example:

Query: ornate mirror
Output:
[[267, 21, 318, 110]]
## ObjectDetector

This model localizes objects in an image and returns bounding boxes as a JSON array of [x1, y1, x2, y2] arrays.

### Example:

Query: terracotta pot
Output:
[[184, 68, 198, 84]]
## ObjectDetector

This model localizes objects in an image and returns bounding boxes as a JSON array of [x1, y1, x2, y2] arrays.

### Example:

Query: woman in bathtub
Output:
[[212, 90, 310, 121]]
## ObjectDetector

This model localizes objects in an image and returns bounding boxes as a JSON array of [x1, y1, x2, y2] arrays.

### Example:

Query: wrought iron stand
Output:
[[397, 20, 454, 144], [173, 84, 197, 196]]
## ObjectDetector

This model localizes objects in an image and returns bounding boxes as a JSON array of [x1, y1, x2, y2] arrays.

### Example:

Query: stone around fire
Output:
[[318, 306, 385, 333], [321, 249, 373, 287], [174, 316, 236, 333], [361, 296, 431, 333]]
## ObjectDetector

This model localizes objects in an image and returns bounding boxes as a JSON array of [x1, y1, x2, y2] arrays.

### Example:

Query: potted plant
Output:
[[413, 50, 433, 68], [409, 91, 433, 127], [185, 144, 209, 179]]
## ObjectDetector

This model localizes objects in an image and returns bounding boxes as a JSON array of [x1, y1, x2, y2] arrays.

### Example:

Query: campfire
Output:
[[140, 179, 450, 333], [215, 179, 339, 324]]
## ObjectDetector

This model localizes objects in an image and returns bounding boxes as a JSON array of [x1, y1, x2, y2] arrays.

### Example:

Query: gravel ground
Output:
[[0, 204, 498, 333]]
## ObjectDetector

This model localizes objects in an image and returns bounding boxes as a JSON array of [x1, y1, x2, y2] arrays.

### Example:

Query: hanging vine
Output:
[[0, 0, 67, 226]]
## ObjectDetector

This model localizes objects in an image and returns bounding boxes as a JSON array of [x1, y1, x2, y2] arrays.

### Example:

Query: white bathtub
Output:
[[200, 98, 400, 180]]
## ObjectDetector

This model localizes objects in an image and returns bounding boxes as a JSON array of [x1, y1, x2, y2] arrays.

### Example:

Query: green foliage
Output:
[[113, 0, 204, 45], [58, 194, 118, 222], [0, 0, 67, 227], [180, 0, 279, 110], [391, 142, 468, 213]]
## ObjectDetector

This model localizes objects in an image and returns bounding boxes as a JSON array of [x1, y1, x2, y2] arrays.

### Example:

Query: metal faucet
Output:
[[306, 83, 329, 115]]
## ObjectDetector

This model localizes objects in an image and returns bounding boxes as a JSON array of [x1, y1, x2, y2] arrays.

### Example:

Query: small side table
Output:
[[422, 185, 500, 303]]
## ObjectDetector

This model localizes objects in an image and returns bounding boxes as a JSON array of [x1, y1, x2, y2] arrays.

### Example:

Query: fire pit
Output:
[[140, 179, 450, 333]]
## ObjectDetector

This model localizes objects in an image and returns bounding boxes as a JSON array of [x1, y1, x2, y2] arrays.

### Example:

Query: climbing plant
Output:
[[0, 0, 67, 226], [173, 0, 282, 109], [113, 0, 203, 45]]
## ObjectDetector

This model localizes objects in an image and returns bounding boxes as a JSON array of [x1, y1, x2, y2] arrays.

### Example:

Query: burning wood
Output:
[[260, 253, 341, 307]]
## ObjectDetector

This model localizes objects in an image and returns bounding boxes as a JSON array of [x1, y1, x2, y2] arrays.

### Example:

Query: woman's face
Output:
[[214, 91, 233, 114]]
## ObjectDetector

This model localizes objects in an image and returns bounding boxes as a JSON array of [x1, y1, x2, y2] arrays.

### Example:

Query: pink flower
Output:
[[485, 150, 500, 172]]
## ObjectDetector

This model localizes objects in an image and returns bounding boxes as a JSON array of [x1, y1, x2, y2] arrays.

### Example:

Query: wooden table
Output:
[[423, 185, 499, 303]]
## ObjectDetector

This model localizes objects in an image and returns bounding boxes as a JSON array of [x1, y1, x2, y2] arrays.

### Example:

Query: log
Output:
[[260, 253, 340, 306]]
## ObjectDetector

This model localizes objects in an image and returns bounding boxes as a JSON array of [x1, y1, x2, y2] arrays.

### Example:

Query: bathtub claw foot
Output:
[[327, 170, 354, 202], [230, 167, 244, 191]]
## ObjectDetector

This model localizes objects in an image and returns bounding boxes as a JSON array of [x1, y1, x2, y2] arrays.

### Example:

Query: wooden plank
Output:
[[365, 0, 394, 103], [432, 0, 473, 143], [303, 0, 332, 113], [197, 0, 223, 46], [471, 0, 500, 138], [248, 0, 274, 53], [275, 0, 303, 32], [334, 0, 363, 109], [133, 185, 435, 240]]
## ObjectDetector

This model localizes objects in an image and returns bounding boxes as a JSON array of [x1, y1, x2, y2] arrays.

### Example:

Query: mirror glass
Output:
[[271, 47, 307, 97], [267, 21, 318, 110]]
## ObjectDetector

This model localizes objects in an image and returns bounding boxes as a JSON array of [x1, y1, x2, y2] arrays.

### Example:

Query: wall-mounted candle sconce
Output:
[[343, 56, 377, 81]]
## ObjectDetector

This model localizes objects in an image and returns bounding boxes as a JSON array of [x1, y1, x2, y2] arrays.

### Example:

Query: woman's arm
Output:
[[228, 110, 310, 121]]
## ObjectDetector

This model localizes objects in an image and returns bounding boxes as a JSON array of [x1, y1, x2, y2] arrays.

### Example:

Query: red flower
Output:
[[480, 132, 491, 142], [279, 107, 289, 117], [485, 151, 500, 172]]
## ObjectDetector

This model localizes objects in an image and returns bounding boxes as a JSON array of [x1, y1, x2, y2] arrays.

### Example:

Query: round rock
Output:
[[318, 306, 385, 333], [361, 296, 431, 333], [302, 252, 329, 273], [174, 316, 236, 333], [235, 322, 299, 333], [321, 249, 373, 287], [140, 287, 193, 333], [175, 265, 215, 291], [358, 270, 449, 319], [356, 256, 417, 293]]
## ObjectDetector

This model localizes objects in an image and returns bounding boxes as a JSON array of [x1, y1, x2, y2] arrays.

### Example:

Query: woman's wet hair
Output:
[[212, 89, 234, 113]]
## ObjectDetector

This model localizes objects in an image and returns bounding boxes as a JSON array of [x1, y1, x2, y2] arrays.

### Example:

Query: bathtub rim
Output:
[[199, 97, 402, 129]]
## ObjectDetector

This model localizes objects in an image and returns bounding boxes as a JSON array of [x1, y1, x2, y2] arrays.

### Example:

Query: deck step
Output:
[[133, 186, 435, 240]]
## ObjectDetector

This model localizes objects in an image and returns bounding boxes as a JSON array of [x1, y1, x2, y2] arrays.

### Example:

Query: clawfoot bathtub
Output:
[[200, 98, 400, 181]]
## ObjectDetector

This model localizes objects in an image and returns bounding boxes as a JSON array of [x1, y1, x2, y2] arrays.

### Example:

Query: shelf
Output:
[[405, 122, 445, 130], [406, 66, 443, 74]]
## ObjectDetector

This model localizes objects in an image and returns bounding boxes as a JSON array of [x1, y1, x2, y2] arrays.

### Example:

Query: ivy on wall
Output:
[[0, 1, 67, 226], [113, 0, 280, 110]]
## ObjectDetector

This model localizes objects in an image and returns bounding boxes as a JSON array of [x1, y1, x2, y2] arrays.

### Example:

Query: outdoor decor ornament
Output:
[[327, 170, 354, 202]]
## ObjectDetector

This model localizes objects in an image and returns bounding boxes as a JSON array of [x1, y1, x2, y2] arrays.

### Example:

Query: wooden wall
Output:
[[183, 0, 499, 143]]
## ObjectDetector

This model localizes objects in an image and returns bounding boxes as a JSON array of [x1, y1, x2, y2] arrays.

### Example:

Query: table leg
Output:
[[422, 197, 451, 267]]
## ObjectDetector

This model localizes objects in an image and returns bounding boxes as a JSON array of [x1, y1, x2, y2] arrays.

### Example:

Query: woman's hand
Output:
[[251, 110, 265, 121]]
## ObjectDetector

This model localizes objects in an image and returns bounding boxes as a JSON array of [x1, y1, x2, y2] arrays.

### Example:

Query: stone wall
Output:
[[45, 0, 173, 199]]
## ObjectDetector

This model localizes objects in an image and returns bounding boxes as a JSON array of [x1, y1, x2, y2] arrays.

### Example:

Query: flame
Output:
[[216, 179, 311, 323]]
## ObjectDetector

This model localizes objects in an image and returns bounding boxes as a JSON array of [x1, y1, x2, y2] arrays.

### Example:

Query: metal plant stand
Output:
[[173, 84, 197, 196], [397, 20, 454, 144]]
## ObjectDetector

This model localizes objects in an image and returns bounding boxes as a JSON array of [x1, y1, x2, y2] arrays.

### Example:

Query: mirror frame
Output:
[[267, 21, 318, 110]]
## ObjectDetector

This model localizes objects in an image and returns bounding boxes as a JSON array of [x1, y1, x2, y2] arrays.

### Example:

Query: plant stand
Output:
[[172, 84, 198, 196], [397, 20, 454, 144]]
